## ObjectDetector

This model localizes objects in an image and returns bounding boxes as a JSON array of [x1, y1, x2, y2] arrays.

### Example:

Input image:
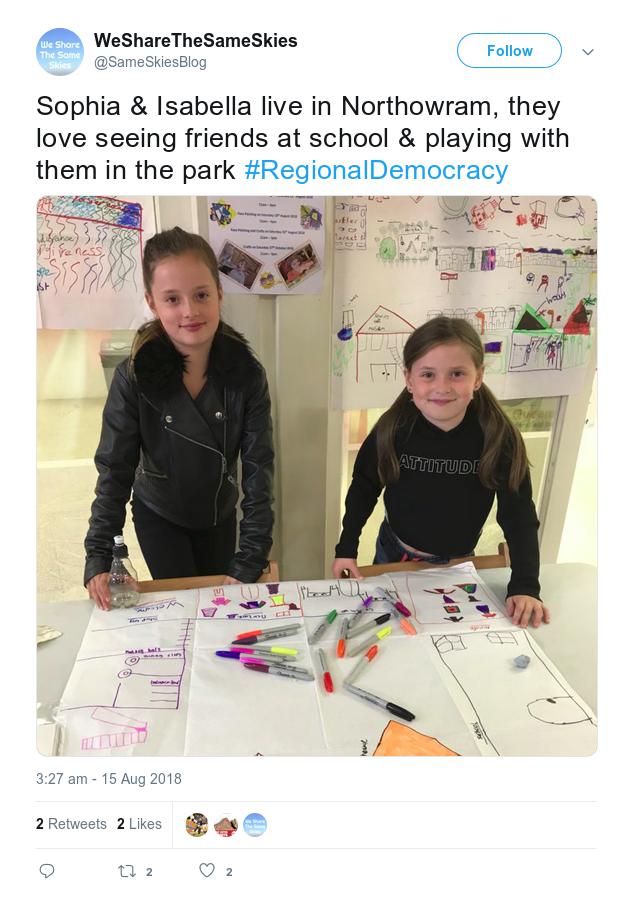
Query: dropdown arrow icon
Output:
[[583, 48, 594, 55]]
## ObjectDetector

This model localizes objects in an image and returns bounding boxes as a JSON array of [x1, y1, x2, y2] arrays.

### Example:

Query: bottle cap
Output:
[[112, 535, 129, 557]]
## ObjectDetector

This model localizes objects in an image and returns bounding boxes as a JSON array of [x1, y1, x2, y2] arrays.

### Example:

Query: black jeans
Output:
[[131, 495, 237, 580]]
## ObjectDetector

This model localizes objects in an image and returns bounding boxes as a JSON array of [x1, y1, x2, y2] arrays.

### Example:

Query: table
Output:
[[37, 563, 596, 754], [37, 563, 597, 712]]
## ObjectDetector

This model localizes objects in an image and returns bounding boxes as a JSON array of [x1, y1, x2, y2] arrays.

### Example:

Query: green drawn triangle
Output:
[[515, 304, 549, 332]]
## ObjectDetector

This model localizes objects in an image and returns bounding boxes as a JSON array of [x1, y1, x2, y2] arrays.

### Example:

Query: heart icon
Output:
[[199, 863, 215, 878]]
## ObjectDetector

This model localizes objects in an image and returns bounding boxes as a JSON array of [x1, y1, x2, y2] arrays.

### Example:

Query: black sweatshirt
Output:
[[335, 405, 541, 600]]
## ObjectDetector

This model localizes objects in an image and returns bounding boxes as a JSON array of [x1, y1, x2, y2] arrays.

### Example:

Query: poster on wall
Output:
[[207, 196, 325, 295], [37, 195, 155, 329], [331, 196, 597, 409]]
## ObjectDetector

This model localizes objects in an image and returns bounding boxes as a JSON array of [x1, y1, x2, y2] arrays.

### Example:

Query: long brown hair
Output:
[[375, 317, 529, 492], [129, 227, 242, 369]]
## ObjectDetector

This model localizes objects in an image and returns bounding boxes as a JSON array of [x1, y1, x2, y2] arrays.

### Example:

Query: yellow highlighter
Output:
[[229, 645, 299, 660], [346, 625, 392, 658]]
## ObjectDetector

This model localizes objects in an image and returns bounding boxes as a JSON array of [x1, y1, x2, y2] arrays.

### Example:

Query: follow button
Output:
[[458, 33, 562, 68]]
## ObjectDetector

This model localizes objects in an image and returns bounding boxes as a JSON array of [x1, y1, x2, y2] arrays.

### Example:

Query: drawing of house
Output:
[[355, 306, 416, 383]]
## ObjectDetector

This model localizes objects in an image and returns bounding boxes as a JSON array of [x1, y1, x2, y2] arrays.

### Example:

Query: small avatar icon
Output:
[[243, 813, 268, 837], [214, 817, 238, 837], [186, 813, 209, 837]]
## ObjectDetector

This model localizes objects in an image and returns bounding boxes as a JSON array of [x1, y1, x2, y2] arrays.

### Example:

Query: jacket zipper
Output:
[[164, 424, 227, 526]]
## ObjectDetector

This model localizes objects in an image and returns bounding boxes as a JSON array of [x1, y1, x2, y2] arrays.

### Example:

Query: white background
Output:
[[7, 1, 625, 901]]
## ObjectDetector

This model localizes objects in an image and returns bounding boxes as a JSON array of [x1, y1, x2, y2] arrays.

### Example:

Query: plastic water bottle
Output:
[[108, 535, 140, 608]]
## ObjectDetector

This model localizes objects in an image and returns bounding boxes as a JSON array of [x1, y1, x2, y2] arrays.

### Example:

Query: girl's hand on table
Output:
[[506, 595, 550, 628], [332, 558, 364, 580], [223, 575, 240, 585], [87, 573, 111, 611]]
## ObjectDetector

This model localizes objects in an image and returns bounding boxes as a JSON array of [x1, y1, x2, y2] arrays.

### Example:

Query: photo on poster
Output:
[[217, 239, 263, 290], [277, 241, 321, 289]]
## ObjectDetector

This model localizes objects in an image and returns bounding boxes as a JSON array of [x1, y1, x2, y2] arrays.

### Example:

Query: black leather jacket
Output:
[[84, 325, 274, 585]]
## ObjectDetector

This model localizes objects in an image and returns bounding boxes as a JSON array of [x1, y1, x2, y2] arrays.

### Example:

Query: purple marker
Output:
[[347, 595, 374, 631]]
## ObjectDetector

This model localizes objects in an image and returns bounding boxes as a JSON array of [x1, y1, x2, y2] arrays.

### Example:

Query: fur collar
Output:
[[133, 323, 258, 393]]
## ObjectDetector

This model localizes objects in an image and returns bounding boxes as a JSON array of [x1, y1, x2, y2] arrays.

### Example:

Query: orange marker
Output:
[[337, 617, 349, 658], [385, 594, 418, 635], [344, 645, 379, 685], [397, 615, 417, 636], [377, 587, 417, 636]]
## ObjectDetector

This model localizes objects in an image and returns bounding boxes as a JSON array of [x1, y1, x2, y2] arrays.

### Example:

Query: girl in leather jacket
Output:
[[84, 227, 274, 609]]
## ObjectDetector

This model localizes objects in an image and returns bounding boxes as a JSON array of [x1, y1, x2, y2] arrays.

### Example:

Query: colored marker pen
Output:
[[347, 595, 374, 632], [344, 644, 378, 686], [345, 683, 415, 722], [309, 609, 338, 644], [229, 645, 299, 659], [232, 625, 300, 645], [336, 617, 349, 658], [242, 662, 314, 682], [376, 586, 412, 617], [317, 648, 334, 693], [216, 649, 294, 665], [240, 657, 312, 676], [384, 601, 417, 636], [346, 613, 390, 640], [346, 625, 392, 658]]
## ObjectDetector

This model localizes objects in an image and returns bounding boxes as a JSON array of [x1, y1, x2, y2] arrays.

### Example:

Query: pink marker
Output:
[[241, 658, 312, 678], [395, 601, 412, 618]]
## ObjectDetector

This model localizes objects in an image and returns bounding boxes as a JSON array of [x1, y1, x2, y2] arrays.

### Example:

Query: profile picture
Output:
[[214, 816, 239, 837], [217, 240, 262, 290], [277, 242, 321, 289], [243, 812, 268, 837], [186, 812, 209, 837]]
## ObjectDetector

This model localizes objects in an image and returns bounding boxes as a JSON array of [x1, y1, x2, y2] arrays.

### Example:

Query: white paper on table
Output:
[[187, 615, 326, 755], [193, 581, 304, 644], [52, 571, 596, 757], [392, 562, 514, 634], [56, 591, 199, 755], [426, 627, 597, 756], [314, 636, 478, 756]]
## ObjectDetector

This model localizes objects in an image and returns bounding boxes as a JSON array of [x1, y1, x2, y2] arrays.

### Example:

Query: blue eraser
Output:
[[514, 655, 531, 669]]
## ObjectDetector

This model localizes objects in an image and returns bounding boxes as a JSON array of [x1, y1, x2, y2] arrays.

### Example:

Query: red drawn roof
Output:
[[356, 306, 416, 334]]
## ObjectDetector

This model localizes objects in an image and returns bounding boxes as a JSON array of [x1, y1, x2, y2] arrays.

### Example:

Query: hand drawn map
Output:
[[37, 195, 156, 328], [51, 564, 596, 757], [332, 195, 597, 408]]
